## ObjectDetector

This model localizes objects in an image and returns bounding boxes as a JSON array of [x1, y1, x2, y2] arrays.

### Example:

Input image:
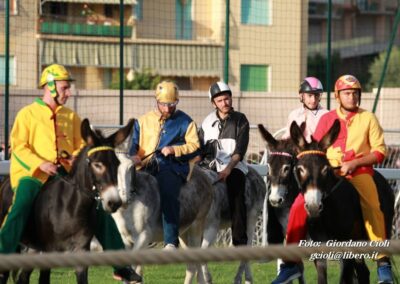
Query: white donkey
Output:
[[113, 138, 266, 284], [113, 150, 214, 284], [190, 167, 266, 284]]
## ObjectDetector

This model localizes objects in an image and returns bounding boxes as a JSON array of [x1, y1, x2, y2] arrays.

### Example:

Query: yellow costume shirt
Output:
[[10, 98, 84, 188]]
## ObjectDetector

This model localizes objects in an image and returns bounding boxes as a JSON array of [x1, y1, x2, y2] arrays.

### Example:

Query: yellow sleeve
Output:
[[173, 121, 200, 157], [72, 113, 85, 157], [10, 110, 46, 176], [369, 113, 386, 157]]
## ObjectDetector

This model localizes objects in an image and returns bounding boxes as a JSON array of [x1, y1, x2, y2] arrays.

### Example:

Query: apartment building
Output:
[[1, 0, 306, 91], [308, 0, 399, 82]]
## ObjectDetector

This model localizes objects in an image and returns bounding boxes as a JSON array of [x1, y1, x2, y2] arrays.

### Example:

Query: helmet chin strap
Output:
[[48, 80, 62, 105]]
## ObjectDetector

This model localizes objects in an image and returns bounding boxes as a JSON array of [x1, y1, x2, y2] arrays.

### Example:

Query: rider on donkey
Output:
[[198, 82, 250, 247], [129, 80, 200, 250], [282, 77, 328, 142], [274, 75, 393, 284], [272, 77, 328, 283], [0, 64, 141, 283]]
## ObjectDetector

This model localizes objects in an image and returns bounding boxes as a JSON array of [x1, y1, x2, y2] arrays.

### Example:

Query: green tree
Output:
[[367, 47, 400, 91], [110, 68, 162, 90], [307, 51, 342, 92]]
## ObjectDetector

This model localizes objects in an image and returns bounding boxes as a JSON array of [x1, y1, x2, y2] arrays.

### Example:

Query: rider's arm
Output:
[[171, 121, 200, 157], [11, 110, 47, 176], [368, 113, 386, 163], [232, 114, 250, 160], [128, 120, 141, 156]]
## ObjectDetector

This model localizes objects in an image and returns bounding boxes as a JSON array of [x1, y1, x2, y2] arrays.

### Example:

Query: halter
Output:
[[269, 151, 293, 158], [87, 146, 114, 157], [296, 150, 326, 159]]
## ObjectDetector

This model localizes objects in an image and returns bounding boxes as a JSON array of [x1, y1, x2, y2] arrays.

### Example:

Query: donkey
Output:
[[0, 118, 134, 284], [197, 166, 266, 284], [257, 124, 298, 245], [112, 151, 214, 284], [290, 120, 394, 284], [258, 124, 307, 284]]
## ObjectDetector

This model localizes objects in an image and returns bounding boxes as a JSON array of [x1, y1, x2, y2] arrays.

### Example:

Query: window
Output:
[[240, 65, 268, 91], [0, 55, 16, 85], [0, 0, 18, 15], [241, 0, 270, 25], [135, 0, 143, 21], [176, 0, 192, 40]]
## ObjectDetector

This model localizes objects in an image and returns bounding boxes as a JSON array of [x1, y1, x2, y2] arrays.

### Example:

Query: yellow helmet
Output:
[[155, 81, 179, 103], [39, 64, 74, 98], [39, 64, 74, 87]]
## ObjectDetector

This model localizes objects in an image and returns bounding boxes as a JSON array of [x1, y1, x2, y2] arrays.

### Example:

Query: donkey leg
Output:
[[238, 210, 259, 284], [75, 266, 89, 284], [200, 222, 220, 284], [314, 259, 327, 284], [0, 272, 10, 284], [339, 259, 357, 284], [16, 269, 33, 284], [38, 269, 51, 284], [354, 259, 369, 284]]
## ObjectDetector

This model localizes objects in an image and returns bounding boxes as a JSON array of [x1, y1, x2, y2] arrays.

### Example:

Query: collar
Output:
[[215, 107, 234, 121], [336, 107, 358, 121]]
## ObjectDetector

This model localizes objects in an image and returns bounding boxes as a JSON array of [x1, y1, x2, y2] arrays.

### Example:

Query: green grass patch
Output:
[[22, 256, 398, 283]]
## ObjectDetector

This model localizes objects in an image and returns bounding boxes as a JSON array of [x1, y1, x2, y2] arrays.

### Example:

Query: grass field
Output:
[[26, 256, 397, 283]]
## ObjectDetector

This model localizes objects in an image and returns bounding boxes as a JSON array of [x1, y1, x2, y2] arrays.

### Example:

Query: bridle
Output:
[[268, 151, 296, 189], [59, 146, 116, 205], [295, 149, 344, 199]]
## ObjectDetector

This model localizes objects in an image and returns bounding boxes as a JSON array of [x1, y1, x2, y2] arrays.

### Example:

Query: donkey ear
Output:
[[299, 122, 306, 134], [290, 121, 307, 150], [318, 119, 340, 151], [81, 118, 100, 146], [107, 118, 135, 147], [258, 124, 278, 148]]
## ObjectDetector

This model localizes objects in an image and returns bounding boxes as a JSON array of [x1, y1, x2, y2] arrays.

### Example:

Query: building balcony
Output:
[[308, 36, 400, 58], [40, 21, 132, 38], [38, 38, 223, 77]]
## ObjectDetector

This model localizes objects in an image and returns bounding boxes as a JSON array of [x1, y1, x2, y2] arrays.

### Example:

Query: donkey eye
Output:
[[92, 162, 104, 171], [297, 165, 307, 177], [281, 164, 291, 175]]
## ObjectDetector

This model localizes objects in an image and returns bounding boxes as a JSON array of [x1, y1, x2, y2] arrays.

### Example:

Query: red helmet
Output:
[[335, 75, 361, 95]]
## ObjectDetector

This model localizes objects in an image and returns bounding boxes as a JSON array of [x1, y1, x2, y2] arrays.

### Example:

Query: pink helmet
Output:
[[299, 77, 323, 94]]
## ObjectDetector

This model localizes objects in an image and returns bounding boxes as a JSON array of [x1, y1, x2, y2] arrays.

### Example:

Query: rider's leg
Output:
[[349, 174, 393, 283], [272, 193, 307, 283], [0, 178, 42, 253], [156, 170, 183, 248], [226, 168, 247, 246]]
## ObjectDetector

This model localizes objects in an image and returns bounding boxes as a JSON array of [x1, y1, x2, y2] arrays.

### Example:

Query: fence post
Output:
[[4, 0, 10, 160], [372, 5, 400, 114]]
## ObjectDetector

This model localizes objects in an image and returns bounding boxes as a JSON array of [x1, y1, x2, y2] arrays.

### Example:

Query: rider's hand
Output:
[[39, 162, 59, 176], [218, 167, 232, 181], [131, 155, 142, 166], [340, 160, 358, 176], [161, 146, 175, 157]]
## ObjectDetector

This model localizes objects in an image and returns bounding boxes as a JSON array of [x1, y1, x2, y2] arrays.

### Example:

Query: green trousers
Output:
[[0, 177, 126, 270]]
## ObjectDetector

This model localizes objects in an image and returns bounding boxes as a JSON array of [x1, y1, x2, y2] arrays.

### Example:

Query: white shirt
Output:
[[282, 105, 328, 142]]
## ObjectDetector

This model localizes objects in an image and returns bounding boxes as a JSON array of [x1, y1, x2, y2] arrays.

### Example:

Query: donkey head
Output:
[[114, 129, 137, 205], [258, 124, 297, 207], [76, 118, 135, 213], [289, 119, 340, 217]]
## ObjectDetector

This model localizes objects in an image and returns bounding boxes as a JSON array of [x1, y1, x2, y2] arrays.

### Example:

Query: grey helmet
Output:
[[209, 81, 232, 101]]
